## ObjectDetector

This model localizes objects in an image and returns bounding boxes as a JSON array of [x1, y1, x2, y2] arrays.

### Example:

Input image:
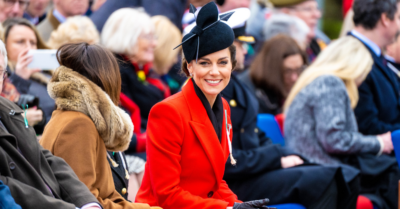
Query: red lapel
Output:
[[182, 79, 226, 182]]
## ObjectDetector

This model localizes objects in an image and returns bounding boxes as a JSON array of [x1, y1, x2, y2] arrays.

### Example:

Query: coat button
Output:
[[229, 100, 237, 107], [254, 128, 259, 133], [240, 128, 244, 133], [207, 191, 214, 198], [122, 188, 127, 195], [9, 162, 16, 170]]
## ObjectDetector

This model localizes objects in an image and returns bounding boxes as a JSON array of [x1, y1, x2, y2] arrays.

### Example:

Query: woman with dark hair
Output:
[[135, 2, 271, 209], [40, 43, 157, 209], [239, 35, 307, 115], [2, 18, 52, 134]]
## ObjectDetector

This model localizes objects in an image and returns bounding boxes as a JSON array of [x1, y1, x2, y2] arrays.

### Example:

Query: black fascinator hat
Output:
[[174, 2, 235, 63]]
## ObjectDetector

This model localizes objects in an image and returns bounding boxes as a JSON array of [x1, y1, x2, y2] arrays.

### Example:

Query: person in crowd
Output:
[[151, 15, 182, 94], [2, 18, 54, 134], [37, 0, 89, 42], [349, 2, 400, 205], [39, 43, 156, 209], [136, 3, 272, 209], [23, 0, 50, 25], [47, 16, 100, 49], [263, 13, 310, 50], [102, 8, 168, 131], [350, 0, 400, 135], [0, 39, 102, 209], [0, 181, 21, 209], [284, 36, 399, 209], [45, 14, 135, 202], [238, 35, 307, 115], [222, 17, 355, 209], [0, 0, 26, 22], [269, 0, 329, 61]]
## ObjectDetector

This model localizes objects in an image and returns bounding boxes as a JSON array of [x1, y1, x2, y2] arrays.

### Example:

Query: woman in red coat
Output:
[[135, 2, 271, 209]]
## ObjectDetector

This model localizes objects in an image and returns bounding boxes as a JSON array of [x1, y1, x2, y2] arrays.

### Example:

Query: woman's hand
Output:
[[280, 155, 304, 168], [378, 132, 393, 154], [24, 107, 43, 126], [15, 49, 41, 80]]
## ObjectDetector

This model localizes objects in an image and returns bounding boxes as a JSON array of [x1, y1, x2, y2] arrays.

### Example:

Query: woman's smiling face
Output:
[[187, 47, 232, 105]]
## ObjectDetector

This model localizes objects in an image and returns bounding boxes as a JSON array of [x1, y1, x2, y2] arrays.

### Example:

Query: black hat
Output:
[[174, 2, 235, 63], [183, 7, 255, 44]]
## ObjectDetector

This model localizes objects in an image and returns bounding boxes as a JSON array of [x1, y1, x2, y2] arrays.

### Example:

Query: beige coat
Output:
[[40, 66, 150, 209]]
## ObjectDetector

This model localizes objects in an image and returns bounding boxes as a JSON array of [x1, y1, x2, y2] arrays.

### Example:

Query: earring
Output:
[[190, 72, 193, 77]]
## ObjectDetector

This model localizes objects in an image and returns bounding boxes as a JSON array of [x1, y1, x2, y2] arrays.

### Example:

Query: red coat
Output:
[[135, 79, 241, 208]]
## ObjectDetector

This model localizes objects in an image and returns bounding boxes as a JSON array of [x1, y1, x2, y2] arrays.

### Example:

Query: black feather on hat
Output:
[[174, 2, 235, 63]]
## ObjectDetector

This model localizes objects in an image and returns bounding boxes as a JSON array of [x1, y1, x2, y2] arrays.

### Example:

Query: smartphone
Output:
[[27, 49, 60, 70]]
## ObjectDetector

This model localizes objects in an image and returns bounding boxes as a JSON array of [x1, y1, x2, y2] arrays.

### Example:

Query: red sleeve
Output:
[[146, 102, 230, 209]]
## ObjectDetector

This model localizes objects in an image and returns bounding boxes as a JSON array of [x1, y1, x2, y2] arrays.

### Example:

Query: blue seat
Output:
[[391, 130, 400, 168], [269, 204, 306, 209], [257, 114, 285, 146], [256, 114, 307, 209]]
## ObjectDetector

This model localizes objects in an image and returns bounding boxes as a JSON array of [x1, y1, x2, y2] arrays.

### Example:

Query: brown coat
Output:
[[40, 66, 150, 209]]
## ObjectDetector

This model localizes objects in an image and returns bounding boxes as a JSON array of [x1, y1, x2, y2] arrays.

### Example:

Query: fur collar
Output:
[[48, 66, 132, 152]]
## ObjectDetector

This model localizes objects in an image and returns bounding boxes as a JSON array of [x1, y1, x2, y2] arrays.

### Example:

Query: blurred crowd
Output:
[[0, 0, 400, 209]]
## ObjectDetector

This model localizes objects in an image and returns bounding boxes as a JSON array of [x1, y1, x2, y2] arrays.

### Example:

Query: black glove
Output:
[[233, 199, 276, 209]]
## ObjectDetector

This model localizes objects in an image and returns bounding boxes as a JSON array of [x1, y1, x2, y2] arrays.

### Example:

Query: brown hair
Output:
[[57, 43, 121, 105], [181, 44, 237, 77], [250, 35, 307, 98], [2, 18, 49, 50]]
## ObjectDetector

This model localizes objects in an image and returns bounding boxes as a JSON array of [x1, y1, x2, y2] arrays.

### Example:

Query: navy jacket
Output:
[[222, 74, 294, 179], [351, 35, 400, 135], [107, 152, 129, 200]]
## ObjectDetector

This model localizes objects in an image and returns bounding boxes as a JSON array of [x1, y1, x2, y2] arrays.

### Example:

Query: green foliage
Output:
[[323, 19, 343, 39]]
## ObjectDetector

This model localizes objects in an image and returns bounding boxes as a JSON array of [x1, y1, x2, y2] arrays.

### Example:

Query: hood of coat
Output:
[[47, 66, 132, 152]]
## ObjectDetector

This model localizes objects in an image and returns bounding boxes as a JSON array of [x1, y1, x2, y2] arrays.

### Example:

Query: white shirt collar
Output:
[[24, 12, 39, 25], [53, 9, 67, 23], [385, 55, 396, 63], [351, 30, 381, 57]]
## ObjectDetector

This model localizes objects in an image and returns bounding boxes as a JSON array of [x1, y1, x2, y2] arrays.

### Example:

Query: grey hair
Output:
[[263, 13, 310, 49], [101, 7, 153, 56], [0, 39, 8, 69]]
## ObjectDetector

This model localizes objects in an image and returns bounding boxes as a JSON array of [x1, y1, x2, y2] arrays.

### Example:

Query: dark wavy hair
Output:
[[353, 0, 400, 30], [57, 43, 121, 105]]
